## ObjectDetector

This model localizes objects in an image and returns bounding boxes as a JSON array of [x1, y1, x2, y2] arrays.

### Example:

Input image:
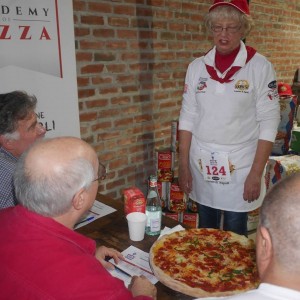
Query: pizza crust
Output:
[[149, 228, 259, 298]]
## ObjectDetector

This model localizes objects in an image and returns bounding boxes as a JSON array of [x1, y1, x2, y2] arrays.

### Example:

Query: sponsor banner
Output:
[[0, 0, 80, 137]]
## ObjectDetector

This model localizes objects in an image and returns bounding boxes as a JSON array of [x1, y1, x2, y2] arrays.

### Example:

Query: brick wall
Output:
[[73, 0, 300, 200]]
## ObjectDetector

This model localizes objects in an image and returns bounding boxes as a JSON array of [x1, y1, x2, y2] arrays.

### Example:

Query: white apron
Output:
[[189, 137, 265, 212]]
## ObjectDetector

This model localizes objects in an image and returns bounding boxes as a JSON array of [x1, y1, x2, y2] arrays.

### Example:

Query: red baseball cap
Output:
[[278, 82, 293, 96], [209, 0, 250, 16]]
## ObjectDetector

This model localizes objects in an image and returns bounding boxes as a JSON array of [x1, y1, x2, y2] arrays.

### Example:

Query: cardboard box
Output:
[[265, 155, 300, 191]]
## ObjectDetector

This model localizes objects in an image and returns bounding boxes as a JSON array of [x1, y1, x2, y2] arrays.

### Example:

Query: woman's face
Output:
[[211, 19, 244, 54]]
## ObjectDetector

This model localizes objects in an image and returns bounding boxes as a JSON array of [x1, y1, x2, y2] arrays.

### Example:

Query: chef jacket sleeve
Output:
[[179, 60, 200, 133], [255, 60, 280, 142]]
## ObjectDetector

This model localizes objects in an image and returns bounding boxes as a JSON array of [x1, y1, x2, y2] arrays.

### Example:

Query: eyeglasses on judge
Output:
[[92, 162, 107, 184], [211, 25, 241, 34]]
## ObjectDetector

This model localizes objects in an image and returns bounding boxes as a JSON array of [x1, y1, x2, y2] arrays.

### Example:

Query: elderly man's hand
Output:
[[128, 275, 157, 300], [95, 246, 123, 270]]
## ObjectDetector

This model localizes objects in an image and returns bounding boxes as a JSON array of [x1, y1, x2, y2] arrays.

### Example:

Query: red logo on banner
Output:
[[0, 1, 62, 77]]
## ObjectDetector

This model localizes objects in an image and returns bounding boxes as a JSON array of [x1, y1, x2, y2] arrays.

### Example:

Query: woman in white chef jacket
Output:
[[178, 0, 280, 236]]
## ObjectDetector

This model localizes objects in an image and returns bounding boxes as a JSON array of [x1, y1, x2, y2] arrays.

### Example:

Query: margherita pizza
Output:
[[149, 228, 259, 298]]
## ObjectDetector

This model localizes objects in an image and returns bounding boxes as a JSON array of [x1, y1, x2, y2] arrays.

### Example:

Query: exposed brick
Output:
[[106, 178, 126, 192], [79, 40, 105, 50], [111, 96, 131, 105], [117, 29, 138, 39], [106, 40, 127, 49], [74, 27, 90, 37], [109, 157, 129, 170], [108, 17, 130, 27], [136, 7, 153, 17], [81, 64, 104, 74], [91, 76, 113, 85], [114, 117, 134, 128], [121, 85, 139, 93], [74, 0, 300, 200], [98, 131, 121, 141], [116, 75, 137, 85], [100, 87, 119, 94], [76, 52, 93, 62], [81, 15, 104, 25], [77, 77, 90, 87], [86, 99, 109, 108], [93, 28, 115, 38], [92, 121, 113, 131], [78, 89, 95, 98], [79, 111, 98, 122], [114, 5, 136, 16], [88, 2, 112, 13], [73, 0, 87, 11], [106, 64, 127, 73], [94, 53, 116, 62]]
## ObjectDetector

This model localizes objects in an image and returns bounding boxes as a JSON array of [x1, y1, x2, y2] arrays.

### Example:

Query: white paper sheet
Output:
[[109, 246, 158, 286], [75, 201, 116, 229]]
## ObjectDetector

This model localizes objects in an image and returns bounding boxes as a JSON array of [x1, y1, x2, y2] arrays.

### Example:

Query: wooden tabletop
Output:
[[76, 192, 194, 300]]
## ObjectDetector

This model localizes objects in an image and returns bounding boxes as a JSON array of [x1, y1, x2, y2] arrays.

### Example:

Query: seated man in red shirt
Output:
[[0, 136, 156, 300]]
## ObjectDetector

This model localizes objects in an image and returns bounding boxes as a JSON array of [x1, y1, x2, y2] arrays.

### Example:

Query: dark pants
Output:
[[197, 203, 248, 236]]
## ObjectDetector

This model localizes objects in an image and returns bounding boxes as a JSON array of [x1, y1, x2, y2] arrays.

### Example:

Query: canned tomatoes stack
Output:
[[154, 120, 199, 228], [155, 147, 174, 213]]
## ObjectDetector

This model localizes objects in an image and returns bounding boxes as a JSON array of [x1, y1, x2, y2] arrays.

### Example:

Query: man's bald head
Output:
[[26, 137, 97, 178], [14, 137, 98, 217], [259, 173, 300, 272]]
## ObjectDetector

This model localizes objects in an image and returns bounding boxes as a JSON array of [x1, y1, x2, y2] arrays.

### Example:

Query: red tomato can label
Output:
[[168, 178, 187, 212], [163, 211, 182, 222], [157, 181, 168, 210], [156, 147, 174, 182], [182, 212, 199, 228], [188, 198, 198, 212]]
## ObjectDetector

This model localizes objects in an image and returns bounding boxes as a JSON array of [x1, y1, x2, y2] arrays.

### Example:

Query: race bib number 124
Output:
[[200, 151, 231, 183]]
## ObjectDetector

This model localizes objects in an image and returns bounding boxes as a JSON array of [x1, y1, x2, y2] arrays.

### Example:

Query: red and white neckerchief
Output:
[[205, 46, 256, 84]]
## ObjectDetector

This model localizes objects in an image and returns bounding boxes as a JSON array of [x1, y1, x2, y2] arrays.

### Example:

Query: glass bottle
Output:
[[145, 175, 162, 236]]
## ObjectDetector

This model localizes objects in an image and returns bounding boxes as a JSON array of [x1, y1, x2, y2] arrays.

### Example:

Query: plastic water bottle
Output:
[[145, 175, 162, 236]]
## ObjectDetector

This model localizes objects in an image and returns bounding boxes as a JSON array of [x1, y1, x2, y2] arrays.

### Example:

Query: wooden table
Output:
[[77, 192, 194, 300]]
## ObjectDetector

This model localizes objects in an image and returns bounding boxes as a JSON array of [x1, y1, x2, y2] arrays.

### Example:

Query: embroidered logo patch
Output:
[[196, 77, 208, 93], [268, 80, 277, 89], [234, 80, 250, 93], [267, 80, 278, 100]]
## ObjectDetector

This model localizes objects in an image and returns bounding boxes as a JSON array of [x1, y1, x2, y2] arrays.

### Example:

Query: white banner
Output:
[[0, 0, 80, 137]]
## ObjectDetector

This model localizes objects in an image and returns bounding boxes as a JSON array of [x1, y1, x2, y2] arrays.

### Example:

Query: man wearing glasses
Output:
[[0, 136, 156, 299], [0, 90, 46, 209]]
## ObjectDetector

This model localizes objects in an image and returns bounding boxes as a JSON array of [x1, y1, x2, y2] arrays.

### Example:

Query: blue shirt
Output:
[[0, 147, 18, 209]]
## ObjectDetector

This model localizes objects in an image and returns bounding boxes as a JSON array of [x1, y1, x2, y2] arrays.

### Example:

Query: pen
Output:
[[123, 259, 154, 276], [114, 265, 132, 277], [76, 216, 95, 226]]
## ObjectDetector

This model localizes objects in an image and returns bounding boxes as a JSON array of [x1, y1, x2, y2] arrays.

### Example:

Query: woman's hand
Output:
[[179, 165, 193, 194], [95, 246, 123, 270], [243, 170, 261, 202], [243, 140, 273, 202]]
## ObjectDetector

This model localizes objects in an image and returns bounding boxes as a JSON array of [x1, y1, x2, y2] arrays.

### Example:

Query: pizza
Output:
[[149, 228, 259, 298]]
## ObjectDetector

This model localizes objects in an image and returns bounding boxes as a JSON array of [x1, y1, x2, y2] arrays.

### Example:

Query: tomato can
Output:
[[157, 181, 168, 210], [182, 212, 199, 228], [155, 147, 174, 182], [168, 178, 187, 212], [188, 198, 198, 213], [163, 211, 182, 222]]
